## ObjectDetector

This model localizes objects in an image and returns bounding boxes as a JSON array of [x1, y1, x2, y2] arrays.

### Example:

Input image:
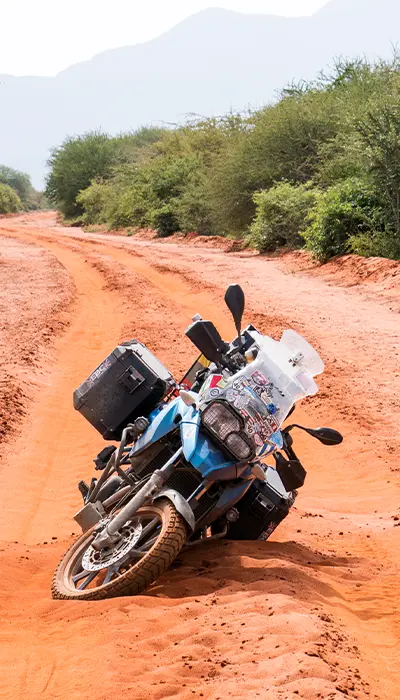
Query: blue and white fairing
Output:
[[129, 397, 184, 455], [129, 392, 284, 483], [129, 396, 237, 480]]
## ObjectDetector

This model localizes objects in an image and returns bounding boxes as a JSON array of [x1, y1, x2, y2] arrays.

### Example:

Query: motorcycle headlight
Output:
[[201, 401, 254, 462], [225, 433, 253, 461], [201, 401, 241, 440]]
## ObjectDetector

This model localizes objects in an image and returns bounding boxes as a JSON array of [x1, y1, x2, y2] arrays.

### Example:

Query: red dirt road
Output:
[[0, 212, 399, 700]]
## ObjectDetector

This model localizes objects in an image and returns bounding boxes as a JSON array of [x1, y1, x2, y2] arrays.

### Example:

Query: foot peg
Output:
[[78, 480, 89, 501], [94, 445, 116, 471]]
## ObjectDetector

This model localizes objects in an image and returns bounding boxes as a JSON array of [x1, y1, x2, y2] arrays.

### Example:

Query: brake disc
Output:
[[82, 520, 143, 572]]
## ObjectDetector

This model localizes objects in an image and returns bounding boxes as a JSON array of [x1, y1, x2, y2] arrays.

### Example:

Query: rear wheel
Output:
[[52, 499, 187, 601]]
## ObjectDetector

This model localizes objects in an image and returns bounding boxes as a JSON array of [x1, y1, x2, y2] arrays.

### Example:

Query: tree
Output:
[[0, 183, 22, 213], [0, 165, 34, 207], [357, 99, 400, 247], [45, 131, 120, 218]]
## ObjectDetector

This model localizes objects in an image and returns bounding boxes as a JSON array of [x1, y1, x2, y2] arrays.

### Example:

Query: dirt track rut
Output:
[[0, 212, 399, 700]]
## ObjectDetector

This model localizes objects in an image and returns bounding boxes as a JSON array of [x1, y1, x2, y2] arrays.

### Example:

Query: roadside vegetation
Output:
[[0, 183, 22, 214], [46, 57, 400, 261], [0, 165, 46, 213]]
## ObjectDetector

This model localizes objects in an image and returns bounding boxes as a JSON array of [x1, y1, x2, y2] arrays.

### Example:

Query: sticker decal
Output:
[[259, 521, 278, 541], [251, 371, 269, 387], [209, 375, 224, 388], [245, 423, 256, 437], [233, 393, 250, 410], [226, 388, 240, 403], [87, 357, 112, 387], [202, 374, 226, 400], [183, 425, 196, 440], [233, 376, 249, 391]]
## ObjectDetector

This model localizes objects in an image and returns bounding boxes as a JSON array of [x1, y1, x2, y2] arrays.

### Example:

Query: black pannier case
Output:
[[227, 479, 290, 541], [73, 340, 174, 440]]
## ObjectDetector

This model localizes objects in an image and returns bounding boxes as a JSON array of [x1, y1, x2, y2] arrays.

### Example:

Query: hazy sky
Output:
[[1, 0, 329, 76]]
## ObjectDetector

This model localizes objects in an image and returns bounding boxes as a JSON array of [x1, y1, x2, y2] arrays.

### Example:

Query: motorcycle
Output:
[[52, 284, 342, 600]]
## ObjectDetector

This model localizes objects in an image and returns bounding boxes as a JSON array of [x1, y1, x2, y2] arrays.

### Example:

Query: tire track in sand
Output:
[[0, 230, 124, 544]]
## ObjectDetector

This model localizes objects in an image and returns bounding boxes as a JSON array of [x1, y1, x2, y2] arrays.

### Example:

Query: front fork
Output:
[[91, 447, 183, 551]]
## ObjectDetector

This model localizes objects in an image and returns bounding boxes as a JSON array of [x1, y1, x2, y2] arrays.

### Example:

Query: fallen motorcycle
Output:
[[52, 284, 342, 600]]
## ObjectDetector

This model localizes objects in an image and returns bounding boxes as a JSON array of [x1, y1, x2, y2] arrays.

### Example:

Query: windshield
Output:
[[200, 330, 323, 454]]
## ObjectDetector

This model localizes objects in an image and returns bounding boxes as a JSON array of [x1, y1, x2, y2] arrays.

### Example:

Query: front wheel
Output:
[[52, 499, 187, 601]]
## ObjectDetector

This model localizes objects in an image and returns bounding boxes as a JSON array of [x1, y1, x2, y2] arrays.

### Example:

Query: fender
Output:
[[153, 488, 195, 531]]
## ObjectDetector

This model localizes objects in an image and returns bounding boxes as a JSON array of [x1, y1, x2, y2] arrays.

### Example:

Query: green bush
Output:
[[0, 183, 22, 214], [249, 182, 320, 252], [79, 151, 208, 236], [349, 231, 400, 259], [303, 178, 385, 262], [0, 165, 34, 207], [142, 152, 213, 236], [45, 131, 122, 219], [175, 176, 215, 235], [76, 181, 110, 225], [208, 90, 341, 236], [357, 98, 400, 245], [149, 204, 179, 237]]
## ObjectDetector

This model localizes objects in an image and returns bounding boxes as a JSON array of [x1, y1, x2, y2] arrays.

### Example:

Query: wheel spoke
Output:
[[72, 569, 91, 584], [103, 566, 116, 584], [78, 571, 98, 590], [136, 518, 159, 545], [138, 534, 159, 551]]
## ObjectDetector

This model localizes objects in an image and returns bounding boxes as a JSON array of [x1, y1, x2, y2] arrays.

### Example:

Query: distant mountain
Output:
[[1, 0, 400, 188]]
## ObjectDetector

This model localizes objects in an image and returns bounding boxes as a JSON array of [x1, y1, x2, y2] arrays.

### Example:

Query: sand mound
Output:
[[0, 539, 365, 700], [280, 250, 400, 302]]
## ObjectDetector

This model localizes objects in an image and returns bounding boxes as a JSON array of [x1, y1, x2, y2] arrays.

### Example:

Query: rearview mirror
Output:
[[285, 424, 343, 446], [308, 427, 344, 446], [224, 284, 245, 336]]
